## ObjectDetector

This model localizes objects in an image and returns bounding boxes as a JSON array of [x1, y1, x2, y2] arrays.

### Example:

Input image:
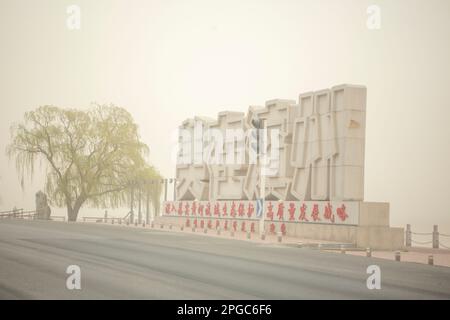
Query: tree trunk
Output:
[[67, 197, 85, 222], [67, 205, 76, 222]]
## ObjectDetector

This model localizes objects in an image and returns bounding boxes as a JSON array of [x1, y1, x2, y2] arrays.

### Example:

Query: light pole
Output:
[[251, 117, 266, 237]]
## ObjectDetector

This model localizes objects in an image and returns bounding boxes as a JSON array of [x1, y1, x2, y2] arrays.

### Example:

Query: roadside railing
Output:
[[51, 215, 66, 222], [405, 224, 450, 249], [0, 209, 67, 221], [0, 209, 36, 219], [82, 216, 124, 224]]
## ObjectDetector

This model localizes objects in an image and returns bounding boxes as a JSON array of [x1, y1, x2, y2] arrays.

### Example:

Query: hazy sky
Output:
[[0, 0, 449, 232]]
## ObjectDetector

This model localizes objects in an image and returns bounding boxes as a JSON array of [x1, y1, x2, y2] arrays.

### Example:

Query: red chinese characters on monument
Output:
[[323, 202, 335, 223], [222, 202, 228, 217], [281, 223, 287, 236], [184, 202, 190, 216], [336, 204, 348, 222], [213, 203, 219, 217], [267, 202, 274, 221], [198, 203, 204, 216], [299, 203, 308, 222], [277, 202, 285, 221], [238, 202, 245, 217], [164, 199, 353, 228], [191, 202, 197, 216], [269, 223, 276, 234], [288, 203, 296, 221], [230, 202, 237, 218], [247, 203, 254, 218], [311, 204, 321, 222]]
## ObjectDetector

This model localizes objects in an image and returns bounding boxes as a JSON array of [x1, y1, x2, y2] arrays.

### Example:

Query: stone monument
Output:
[[35, 191, 51, 220], [159, 84, 404, 250]]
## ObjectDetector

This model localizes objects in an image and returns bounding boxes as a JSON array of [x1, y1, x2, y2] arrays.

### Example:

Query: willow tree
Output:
[[7, 104, 156, 221], [138, 165, 163, 217]]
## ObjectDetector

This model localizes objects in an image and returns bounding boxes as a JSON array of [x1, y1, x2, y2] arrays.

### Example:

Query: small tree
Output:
[[7, 104, 158, 221]]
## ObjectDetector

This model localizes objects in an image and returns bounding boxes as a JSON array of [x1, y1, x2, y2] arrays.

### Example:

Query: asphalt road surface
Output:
[[1, 219, 450, 299]]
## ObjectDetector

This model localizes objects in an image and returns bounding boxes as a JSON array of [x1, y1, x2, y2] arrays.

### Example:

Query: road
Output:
[[1, 219, 450, 299]]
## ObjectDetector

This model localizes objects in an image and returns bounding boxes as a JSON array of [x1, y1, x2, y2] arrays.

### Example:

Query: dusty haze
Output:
[[0, 0, 449, 234]]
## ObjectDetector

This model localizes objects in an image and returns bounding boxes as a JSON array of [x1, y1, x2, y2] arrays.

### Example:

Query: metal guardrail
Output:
[[405, 224, 450, 249], [82, 216, 124, 224], [0, 209, 35, 219], [0, 209, 67, 221]]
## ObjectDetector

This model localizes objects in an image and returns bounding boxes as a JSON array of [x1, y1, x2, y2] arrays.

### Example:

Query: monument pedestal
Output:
[[159, 200, 404, 250]]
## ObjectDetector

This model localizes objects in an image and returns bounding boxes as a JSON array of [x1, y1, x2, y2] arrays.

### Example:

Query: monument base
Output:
[[159, 201, 404, 250]]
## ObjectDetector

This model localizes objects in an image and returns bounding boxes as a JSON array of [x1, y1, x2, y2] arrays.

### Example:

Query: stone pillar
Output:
[[35, 191, 51, 220], [432, 225, 439, 249], [405, 224, 412, 247]]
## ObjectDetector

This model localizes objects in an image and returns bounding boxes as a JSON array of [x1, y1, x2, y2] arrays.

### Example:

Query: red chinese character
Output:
[[241, 221, 246, 232], [288, 203, 296, 221], [238, 202, 245, 217], [213, 203, 219, 216], [165, 203, 171, 214], [193, 219, 198, 227], [281, 223, 287, 236], [207, 220, 212, 229], [215, 220, 220, 229], [230, 202, 237, 217], [184, 202, 190, 216], [267, 202, 274, 220], [269, 223, 276, 234], [337, 204, 348, 222], [205, 202, 211, 216], [171, 203, 176, 213], [178, 202, 183, 215], [251, 222, 255, 233], [191, 202, 197, 216], [324, 202, 335, 223], [299, 203, 308, 221], [277, 202, 285, 221], [222, 202, 228, 216], [198, 203, 204, 216], [311, 204, 320, 221], [247, 203, 254, 218], [200, 220, 205, 229], [232, 221, 237, 231], [224, 220, 228, 230]]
